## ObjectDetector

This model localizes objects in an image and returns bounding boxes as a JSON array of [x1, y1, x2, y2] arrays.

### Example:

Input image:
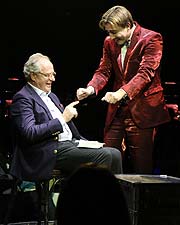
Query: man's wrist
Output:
[[118, 89, 129, 105], [87, 86, 95, 95], [116, 89, 128, 98], [122, 92, 128, 99]]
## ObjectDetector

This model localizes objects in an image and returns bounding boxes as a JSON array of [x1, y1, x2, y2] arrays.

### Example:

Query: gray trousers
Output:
[[55, 140, 123, 175]]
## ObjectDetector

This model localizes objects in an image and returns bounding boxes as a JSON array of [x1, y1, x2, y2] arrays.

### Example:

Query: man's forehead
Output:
[[105, 23, 121, 30]]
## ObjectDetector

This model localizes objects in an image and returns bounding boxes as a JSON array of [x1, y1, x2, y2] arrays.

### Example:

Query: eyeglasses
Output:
[[38, 71, 56, 79]]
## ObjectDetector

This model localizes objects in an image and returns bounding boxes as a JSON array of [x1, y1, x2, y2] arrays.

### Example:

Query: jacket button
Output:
[[54, 136, 58, 140], [54, 149, 58, 154]]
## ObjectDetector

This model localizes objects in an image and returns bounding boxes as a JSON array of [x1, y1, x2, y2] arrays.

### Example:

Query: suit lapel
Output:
[[48, 93, 64, 113], [123, 23, 141, 73], [26, 84, 53, 119]]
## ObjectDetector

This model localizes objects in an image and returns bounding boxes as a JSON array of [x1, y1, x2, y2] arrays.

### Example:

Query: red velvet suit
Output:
[[87, 22, 170, 173]]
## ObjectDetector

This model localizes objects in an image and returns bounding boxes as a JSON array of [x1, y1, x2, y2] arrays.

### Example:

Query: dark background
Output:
[[1, 1, 180, 174], [1, 1, 179, 83]]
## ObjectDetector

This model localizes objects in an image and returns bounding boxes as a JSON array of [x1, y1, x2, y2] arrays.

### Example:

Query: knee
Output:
[[103, 147, 122, 162], [110, 147, 122, 159]]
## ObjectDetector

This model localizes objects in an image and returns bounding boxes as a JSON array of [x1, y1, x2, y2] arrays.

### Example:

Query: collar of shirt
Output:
[[28, 82, 51, 97], [127, 23, 136, 46]]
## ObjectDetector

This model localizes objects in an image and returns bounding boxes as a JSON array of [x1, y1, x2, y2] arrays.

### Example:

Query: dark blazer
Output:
[[87, 22, 170, 134], [10, 84, 81, 181]]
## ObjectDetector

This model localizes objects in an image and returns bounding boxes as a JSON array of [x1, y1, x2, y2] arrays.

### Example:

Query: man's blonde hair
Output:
[[99, 5, 134, 30]]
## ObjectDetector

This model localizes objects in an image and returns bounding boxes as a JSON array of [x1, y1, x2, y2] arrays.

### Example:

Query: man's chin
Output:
[[116, 40, 124, 46], [45, 88, 51, 93]]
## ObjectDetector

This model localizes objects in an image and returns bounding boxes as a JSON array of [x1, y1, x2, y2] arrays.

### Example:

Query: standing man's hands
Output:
[[63, 101, 79, 122], [101, 89, 127, 104], [76, 86, 94, 100]]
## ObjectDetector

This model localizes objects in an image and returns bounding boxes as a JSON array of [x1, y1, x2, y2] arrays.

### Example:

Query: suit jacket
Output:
[[10, 84, 82, 181], [87, 22, 170, 134]]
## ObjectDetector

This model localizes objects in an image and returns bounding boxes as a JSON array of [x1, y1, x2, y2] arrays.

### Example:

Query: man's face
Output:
[[30, 59, 56, 93], [105, 23, 131, 46]]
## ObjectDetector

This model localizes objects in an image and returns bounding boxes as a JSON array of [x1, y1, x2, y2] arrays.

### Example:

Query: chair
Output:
[[3, 169, 64, 225]]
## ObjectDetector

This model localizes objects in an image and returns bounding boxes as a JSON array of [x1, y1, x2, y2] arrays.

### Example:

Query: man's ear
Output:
[[30, 73, 36, 82]]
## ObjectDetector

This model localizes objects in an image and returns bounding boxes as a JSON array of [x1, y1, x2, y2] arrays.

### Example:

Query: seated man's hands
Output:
[[76, 86, 94, 100], [63, 101, 79, 122]]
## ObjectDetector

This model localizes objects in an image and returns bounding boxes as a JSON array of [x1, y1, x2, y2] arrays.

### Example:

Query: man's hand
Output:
[[62, 101, 79, 122], [101, 89, 127, 104], [76, 86, 94, 100]]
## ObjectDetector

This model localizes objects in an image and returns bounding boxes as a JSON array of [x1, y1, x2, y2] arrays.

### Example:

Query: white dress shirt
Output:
[[121, 24, 136, 67], [28, 83, 72, 141]]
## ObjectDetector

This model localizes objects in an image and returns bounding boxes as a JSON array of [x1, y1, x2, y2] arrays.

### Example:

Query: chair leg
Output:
[[35, 182, 43, 225], [43, 180, 49, 225], [36, 180, 50, 225], [36, 175, 63, 225], [3, 178, 20, 225]]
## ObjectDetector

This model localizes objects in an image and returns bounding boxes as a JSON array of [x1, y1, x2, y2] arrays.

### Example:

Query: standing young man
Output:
[[77, 5, 170, 174]]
